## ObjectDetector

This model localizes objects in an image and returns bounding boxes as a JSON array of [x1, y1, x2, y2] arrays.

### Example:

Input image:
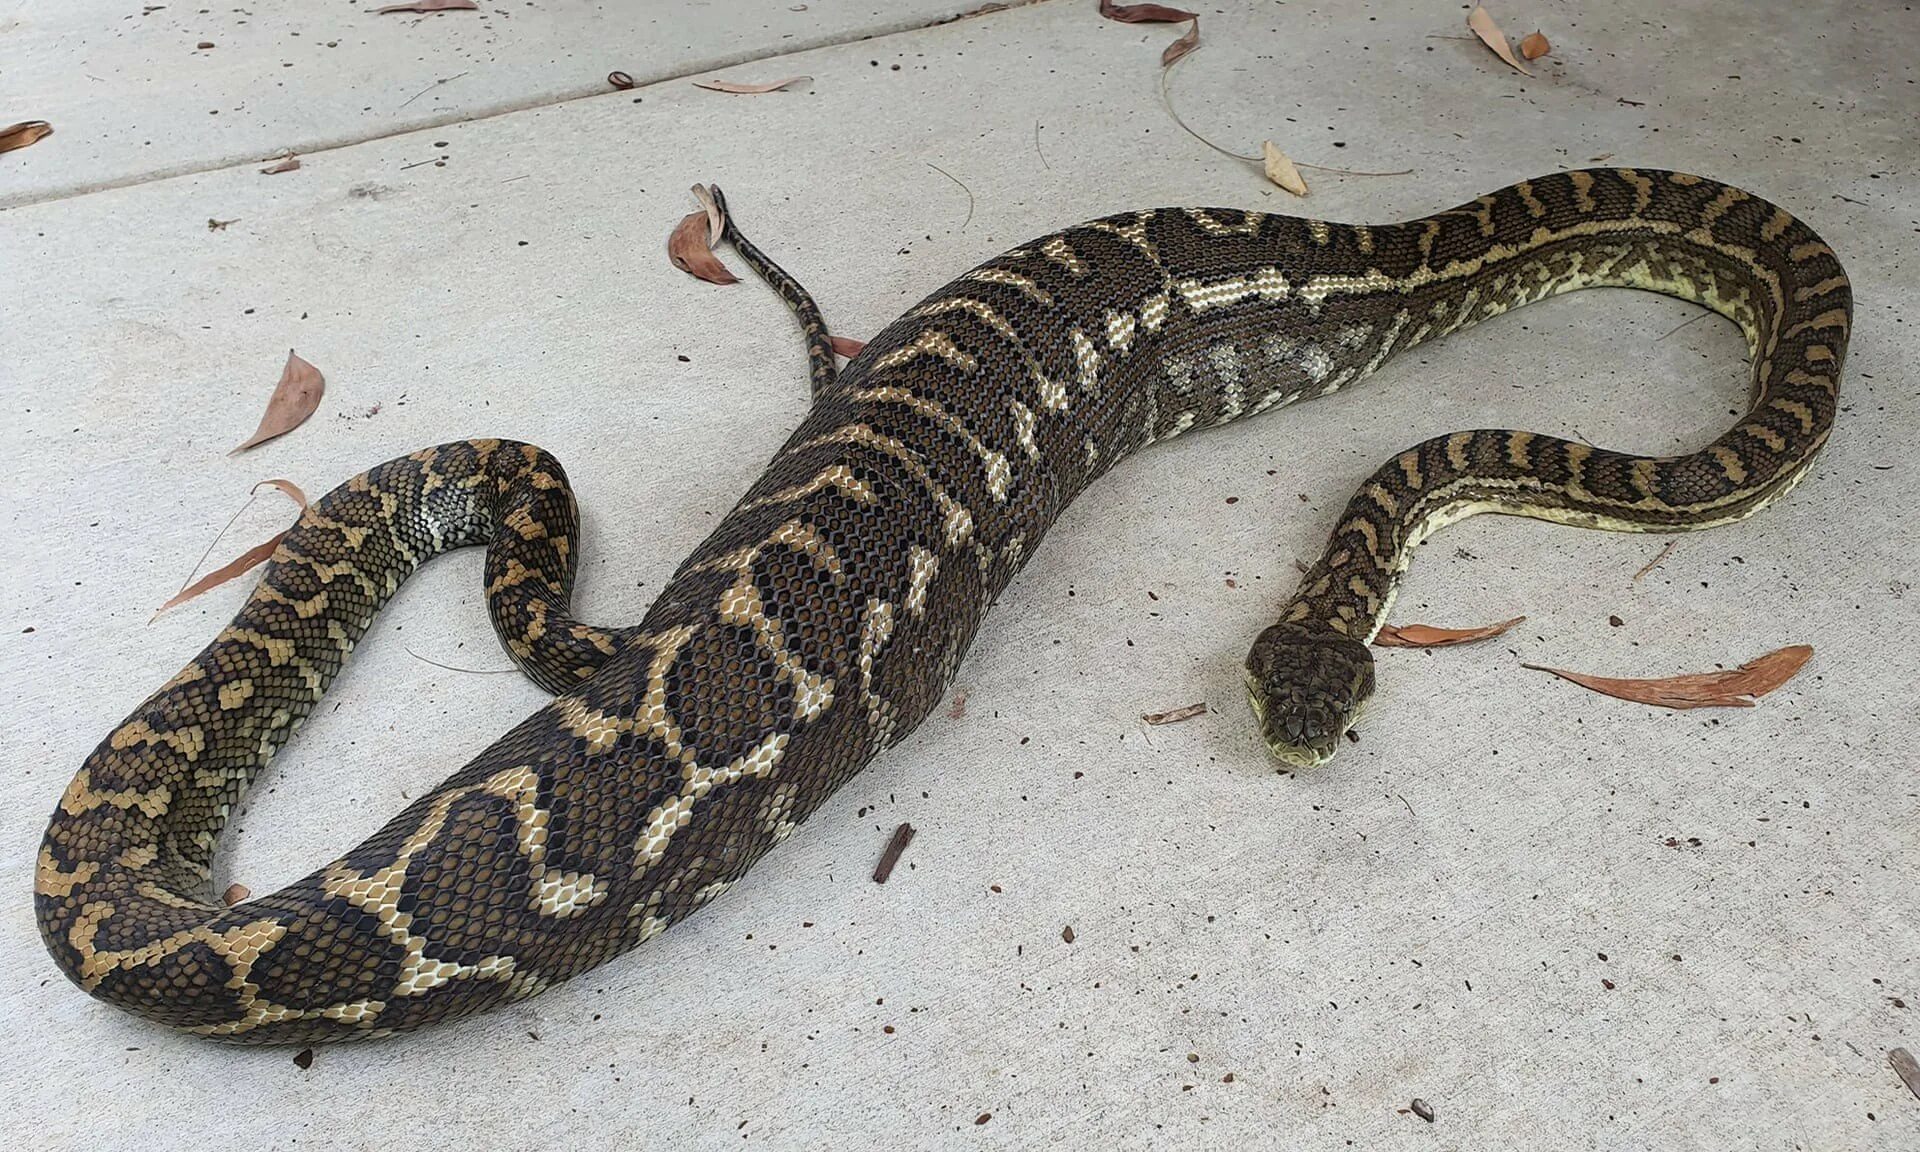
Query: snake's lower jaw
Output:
[[1244, 623, 1376, 770]]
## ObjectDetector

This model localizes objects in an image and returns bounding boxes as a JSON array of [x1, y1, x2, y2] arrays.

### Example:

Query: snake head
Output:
[[1244, 622, 1375, 769]]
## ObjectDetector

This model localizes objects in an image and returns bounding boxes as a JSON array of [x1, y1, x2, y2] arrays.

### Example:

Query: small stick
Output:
[[404, 647, 520, 675], [399, 70, 470, 109], [924, 162, 974, 231], [873, 823, 915, 883], [1633, 539, 1678, 581]]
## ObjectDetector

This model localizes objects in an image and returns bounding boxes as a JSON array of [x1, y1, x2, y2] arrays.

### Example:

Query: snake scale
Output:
[[37, 170, 1849, 1042]]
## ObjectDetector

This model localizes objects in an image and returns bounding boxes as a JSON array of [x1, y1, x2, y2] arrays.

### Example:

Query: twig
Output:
[[925, 161, 974, 231], [1656, 311, 1711, 342], [399, 156, 441, 170], [404, 647, 520, 675], [873, 823, 916, 883], [1296, 161, 1415, 177], [1633, 539, 1678, 581], [1160, 60, 1410, 178], [1397, 793, 1416, 818], [1033, 119, 1051, 171], [399, 70, 470, 109]]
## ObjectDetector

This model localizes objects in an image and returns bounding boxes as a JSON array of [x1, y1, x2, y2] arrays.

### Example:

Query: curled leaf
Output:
[[1143, 701, 1207, 726], [231, 350, 324, 454], [667, 188, 739, 285], [1261, 141, 1309, 197], [375, 0, 478, 12], [1373, 615, 1525, 648], [0, 120, 53, 154], [259, 154, 300, 175], [1160, 19, 1200, 67], [607, 70, 636, 90], [829, 335, 867, 358], [1518, 30, 1551, 60], [1097, 1, 1195, 23], [223, 883, 251, 906], [692, 76, 809, 94], [153, 480, 310, 618], [1467, 5, 1533, 75], [1097, 1, 1199, 66], [691, 183, 725, 246], [1523, 644, 1813, 710]]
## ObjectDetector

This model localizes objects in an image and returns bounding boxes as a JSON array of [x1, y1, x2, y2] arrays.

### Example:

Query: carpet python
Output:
[[37, 170, 1848, 1042]]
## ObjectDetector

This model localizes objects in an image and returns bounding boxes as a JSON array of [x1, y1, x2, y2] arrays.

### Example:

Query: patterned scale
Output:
[[36, 169, 1848, 1041]]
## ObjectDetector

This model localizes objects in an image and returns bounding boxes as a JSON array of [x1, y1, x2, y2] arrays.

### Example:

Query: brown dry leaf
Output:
[[1891, 1047, 1920, 1102], [829, 335, 867, 357], [1373, 615, 1526, 648], [153, 480, 310, 617], [375, 0, 478, 12], [1097, 1, 1196, 23], [667, 205, 739, 286], [223, 883, 251, 906], [1097, 1, 1199, 66], [231, 350, 324, 454], [607, 70, 636, 90], [259, 155, 300, 175], [1160, 19, 1201, 67], [692, 76, 809, 94], [1523, 644, 1813, 711], [1261, 141, 1309, 197], [0, 120, 54, 154], [1143, 701, 1207, 726], [1467, 5, 1533, 75], [690, 183, 725, 246], [1518, 30, 1552, 60]]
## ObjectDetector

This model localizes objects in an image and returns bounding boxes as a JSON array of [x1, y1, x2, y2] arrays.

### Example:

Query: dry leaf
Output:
[[1261, 141, 1309, 196], [1373, 615, 1525, 648], [375, 0, 478, 12], [1097, 1, 1199, 66], [153, 480, 309, 617], [231, 350, 324, 453], [1160, 19, 1200, 67], [690, 183, 725, 246], [607, 70, 636, 90], [1518, 30, 1551, 60], [667, 210, 738, 285], [1097, 0, 1196, 23], [692, 76, 808, 94], [259, 155, 300, 175], [1523, 644, 1812, 710], [1467, 5, 1533, 75], [829, 335, 867, 357], [207, 217, 239, 231], [1143, 702, 1207, 726], [1891, 1048, 1920, 1102], [223, 883, 251, 906], [0, 120, 53, 154]]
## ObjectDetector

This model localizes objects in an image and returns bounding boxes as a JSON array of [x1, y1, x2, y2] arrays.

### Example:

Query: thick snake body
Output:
[[37, 170, 1849, 1041]]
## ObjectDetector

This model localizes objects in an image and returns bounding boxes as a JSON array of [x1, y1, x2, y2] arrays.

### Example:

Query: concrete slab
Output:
[[0, 0, 982, 208], [2, 0, 1915, 1147]]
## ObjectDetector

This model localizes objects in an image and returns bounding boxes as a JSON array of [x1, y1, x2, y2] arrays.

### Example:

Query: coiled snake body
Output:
[[37, 170, 1849, 1041]]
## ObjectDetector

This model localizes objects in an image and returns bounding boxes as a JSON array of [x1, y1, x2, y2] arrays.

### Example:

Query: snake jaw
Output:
[[1244, 623, 1376, 769]]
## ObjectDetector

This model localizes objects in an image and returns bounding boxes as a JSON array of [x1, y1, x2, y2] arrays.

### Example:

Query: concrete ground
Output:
[[1, 0, 1914, 1147]]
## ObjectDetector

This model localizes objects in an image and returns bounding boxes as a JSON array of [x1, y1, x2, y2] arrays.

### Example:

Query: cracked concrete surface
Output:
[[1, 0, 1914, 1147]]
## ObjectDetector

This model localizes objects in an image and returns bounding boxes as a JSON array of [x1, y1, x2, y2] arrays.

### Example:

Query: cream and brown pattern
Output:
[[37, 170, 1848, 1041]]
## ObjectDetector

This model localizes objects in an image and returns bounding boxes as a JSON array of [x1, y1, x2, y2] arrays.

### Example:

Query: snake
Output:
[[36, 170, 1849, 1042]]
